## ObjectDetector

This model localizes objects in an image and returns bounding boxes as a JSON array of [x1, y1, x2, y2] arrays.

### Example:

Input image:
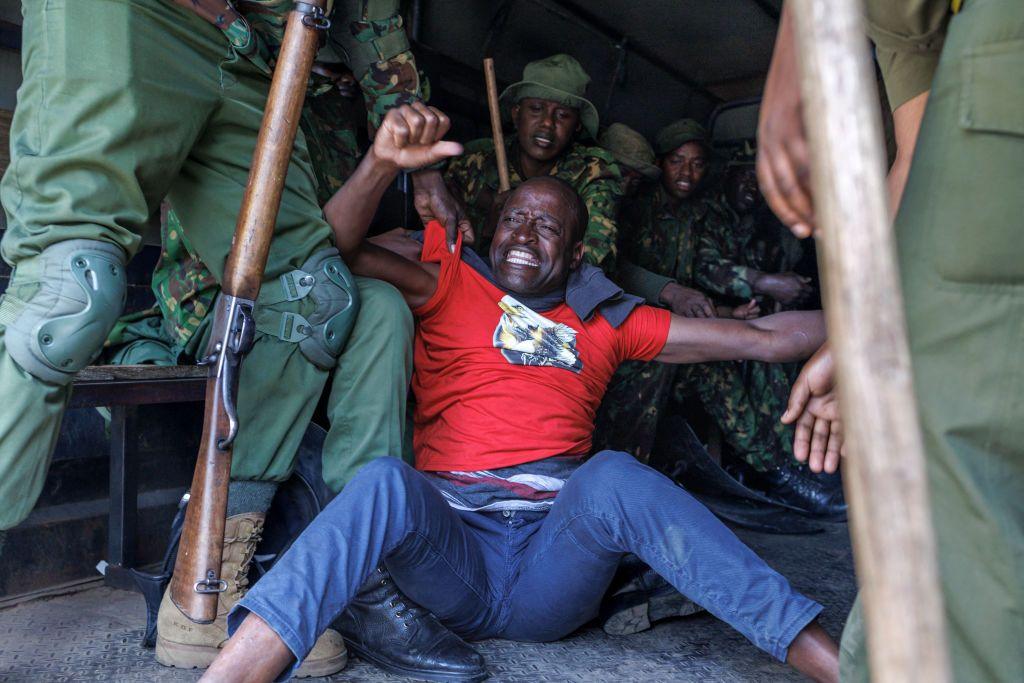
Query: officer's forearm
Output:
[[698, 257, 760, 299], [887, 90, 929, 214], [324, 146, 399, 258]]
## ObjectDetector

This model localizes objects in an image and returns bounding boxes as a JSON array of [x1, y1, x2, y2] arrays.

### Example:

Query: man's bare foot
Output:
[[786, 619, 839, 683], [200, 613, 294, 683]]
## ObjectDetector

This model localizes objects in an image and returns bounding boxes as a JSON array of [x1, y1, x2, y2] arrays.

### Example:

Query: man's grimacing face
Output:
[[489, 178, 585, 296]]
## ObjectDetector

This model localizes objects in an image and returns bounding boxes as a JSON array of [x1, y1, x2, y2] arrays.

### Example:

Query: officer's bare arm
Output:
[[654, 310, 826, 365], [887, 91, 929, 213], [324, 104, 463, 308]]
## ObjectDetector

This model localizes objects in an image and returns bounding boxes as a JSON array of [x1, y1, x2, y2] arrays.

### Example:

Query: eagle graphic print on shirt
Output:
[[492, 295, 583, 373]]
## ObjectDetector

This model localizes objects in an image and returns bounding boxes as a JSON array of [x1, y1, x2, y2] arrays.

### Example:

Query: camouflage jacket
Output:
[[624, 185, 732, 287], [695, 202, 805, 301], [443, 138, 624, 273]]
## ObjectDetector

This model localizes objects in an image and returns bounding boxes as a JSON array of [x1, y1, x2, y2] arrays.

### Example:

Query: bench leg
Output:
[[104, 404, 139, 591]]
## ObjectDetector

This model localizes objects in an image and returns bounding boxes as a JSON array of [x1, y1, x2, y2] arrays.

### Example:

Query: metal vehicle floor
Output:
[[0, 522, 855, 682]]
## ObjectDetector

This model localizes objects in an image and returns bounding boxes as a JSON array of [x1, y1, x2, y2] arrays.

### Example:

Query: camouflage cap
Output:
[[727, 139, 757, 168], [598, 123, 660, 180], [500, 53, 599, 139], [654, 118, 709, 156]]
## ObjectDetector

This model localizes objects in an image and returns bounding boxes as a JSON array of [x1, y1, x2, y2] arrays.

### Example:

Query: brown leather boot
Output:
[[155, 512, 347, 677]]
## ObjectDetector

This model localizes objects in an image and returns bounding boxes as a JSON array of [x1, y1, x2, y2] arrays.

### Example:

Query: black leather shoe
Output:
[[334, 566, 487, 683], [600, 555, 703, 635], [755, 462, 847, 520]]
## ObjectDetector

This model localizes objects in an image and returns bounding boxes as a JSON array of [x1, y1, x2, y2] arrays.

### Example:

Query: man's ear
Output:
[[569, 240, 585, 270], [510, 104, 521, 126]]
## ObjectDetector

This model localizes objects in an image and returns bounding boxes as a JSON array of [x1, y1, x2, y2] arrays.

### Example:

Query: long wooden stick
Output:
[[169, 0, 327, 624], [788, 1, 951, 680], [483, 57, 511, 192]]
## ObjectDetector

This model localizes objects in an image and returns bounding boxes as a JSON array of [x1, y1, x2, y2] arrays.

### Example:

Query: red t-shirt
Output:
[[411, 222, 672, 472]]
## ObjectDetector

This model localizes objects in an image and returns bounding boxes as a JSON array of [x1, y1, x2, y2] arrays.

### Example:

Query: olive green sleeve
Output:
[[617, 261, 673, 305], [864, 0, 951, 109]]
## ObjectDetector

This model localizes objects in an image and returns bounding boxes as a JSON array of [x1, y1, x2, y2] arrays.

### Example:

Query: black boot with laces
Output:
[[333, 566, 487, 682]]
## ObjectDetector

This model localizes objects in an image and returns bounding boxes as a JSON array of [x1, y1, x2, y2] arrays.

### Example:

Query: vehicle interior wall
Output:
[[412, 0, 782, 142]]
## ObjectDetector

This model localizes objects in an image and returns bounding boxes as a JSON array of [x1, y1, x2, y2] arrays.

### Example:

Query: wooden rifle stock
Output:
[[169, 0, 329, 624]]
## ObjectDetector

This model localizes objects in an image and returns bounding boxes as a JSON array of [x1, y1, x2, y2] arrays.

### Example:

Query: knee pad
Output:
[[255, 248, 360, 370], [0, 239, 127, 385]]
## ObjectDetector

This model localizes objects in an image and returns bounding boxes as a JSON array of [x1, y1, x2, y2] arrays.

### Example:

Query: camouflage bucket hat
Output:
[[499, 54, 599, 139], [654, 118, 709, 156], [598, 123, 660, 180]]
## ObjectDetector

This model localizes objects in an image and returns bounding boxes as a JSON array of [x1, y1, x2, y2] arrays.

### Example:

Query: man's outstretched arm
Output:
[[323, 103, 462, 308], [654, 310, 825, 365]]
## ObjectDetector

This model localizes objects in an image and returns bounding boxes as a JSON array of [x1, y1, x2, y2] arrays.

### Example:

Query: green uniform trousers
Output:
[[0, 0, 338, 530], [594, 358, 793, 472], [319, 277, 412, 489], [841, 0, 1024, 680]]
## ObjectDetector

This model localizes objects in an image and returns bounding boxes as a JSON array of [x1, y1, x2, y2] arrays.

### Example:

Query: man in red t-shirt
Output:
[[206, 105, 840, 683]]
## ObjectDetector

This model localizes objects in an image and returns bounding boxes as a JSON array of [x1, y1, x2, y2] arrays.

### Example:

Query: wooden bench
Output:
[[71, 364, 206, 590]]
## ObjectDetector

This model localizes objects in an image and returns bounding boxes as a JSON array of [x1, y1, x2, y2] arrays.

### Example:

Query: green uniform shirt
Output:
[[620, 185, 732, 296], [443, 138, 624, 272], [865, 0, 952, 108]]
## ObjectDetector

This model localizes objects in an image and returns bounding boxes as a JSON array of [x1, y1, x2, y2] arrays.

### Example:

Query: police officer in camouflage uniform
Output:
[[0, 1, 484, 678], [697, 143, 814, 310], [443, 54, 624, 273], [136, 59, 414, 494], [593, 120, 844, 517], [694, 144, 845, 514]]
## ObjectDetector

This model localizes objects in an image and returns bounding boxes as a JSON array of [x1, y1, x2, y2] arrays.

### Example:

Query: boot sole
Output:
[[294, 648, 348, 678], [343, 638, 488, 683], [155, 636, 218, 669], [602, 587, 703, 636], [155, 635, 347, 678]]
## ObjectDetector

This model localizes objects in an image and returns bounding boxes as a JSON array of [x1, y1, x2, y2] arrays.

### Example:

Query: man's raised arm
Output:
[[654, 310, 826, 365], [323, 103, 463, 307]]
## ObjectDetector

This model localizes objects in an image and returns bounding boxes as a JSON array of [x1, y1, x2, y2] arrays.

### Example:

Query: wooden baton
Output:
[[483, 57, 511, 193], [788, 1, 951, 680]]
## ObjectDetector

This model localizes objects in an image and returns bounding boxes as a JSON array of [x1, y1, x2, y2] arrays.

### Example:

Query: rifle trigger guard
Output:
[[194, 570, 228, 595], [295, 2, 331, 30], [214, 296, 256, 451]]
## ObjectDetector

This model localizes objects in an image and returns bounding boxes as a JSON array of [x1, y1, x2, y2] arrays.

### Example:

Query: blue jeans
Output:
[[230, 451, 822, 679]]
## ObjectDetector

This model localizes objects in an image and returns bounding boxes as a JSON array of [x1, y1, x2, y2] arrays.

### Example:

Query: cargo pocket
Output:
[[959, 39, 1024, 137], [932, 38, 1024, 284]]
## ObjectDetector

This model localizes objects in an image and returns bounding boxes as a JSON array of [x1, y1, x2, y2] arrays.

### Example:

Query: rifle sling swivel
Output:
[[295, 1, 331, 30]]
